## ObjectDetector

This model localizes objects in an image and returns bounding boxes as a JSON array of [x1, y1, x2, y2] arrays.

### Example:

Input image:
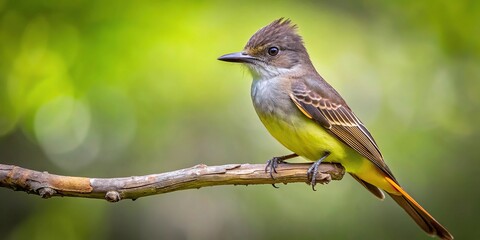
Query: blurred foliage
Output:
[[0, 0, 479, 239]]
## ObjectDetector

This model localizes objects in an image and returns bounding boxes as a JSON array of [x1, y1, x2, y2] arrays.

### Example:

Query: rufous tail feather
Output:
[[385, 177, 453, 240]]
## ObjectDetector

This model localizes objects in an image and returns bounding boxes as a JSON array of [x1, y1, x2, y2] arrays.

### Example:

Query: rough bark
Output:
[[0, 163, 345, 202]]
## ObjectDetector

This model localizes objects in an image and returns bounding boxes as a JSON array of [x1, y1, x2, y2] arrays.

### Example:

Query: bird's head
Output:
[[218, 18, 312, 78]]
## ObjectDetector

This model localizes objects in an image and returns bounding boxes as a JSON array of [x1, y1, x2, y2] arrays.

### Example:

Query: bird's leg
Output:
[[265, 153, 299, 187], [307, 152, 331, 191]]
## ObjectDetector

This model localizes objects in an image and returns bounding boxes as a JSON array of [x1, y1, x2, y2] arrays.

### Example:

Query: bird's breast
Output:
[[250, 77, 358, 163], [251, 77, 292, 116]]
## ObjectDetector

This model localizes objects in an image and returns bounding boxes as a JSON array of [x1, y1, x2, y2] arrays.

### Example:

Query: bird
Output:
[[218, 18, 453, 240]]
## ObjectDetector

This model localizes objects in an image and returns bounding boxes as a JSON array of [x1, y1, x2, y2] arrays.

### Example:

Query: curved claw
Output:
[[264, 153, 299, 189], [307, 162, 321, 191], [265, 157, 280, 179], [307, 152, 331, 191], [265, 153, 298, 178], [266, 158, 281, 188]]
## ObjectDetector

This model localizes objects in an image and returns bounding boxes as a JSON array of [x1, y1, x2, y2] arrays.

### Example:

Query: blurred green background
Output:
[[1, 0, 479, 239]]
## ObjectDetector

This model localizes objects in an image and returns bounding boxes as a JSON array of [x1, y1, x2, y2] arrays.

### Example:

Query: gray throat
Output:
[[250, 77, 293, 119]]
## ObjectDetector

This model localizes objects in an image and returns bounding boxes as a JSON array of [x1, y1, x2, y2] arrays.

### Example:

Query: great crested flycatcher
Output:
[[218, 18, 453, 240]]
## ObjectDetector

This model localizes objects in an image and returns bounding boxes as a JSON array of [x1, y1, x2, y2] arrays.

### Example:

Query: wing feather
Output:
[[290, 80, 394, 179]]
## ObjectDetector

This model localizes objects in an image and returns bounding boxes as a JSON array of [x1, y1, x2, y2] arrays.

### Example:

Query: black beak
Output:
[[218, 52, 257, 63]]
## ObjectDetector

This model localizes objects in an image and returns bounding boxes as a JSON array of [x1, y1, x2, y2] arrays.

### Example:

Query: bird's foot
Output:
[[307, 152, 331, 191], [265, 153, 298, 188]]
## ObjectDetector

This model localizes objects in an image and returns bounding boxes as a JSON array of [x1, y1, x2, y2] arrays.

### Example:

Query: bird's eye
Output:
[[267, 47, 279, 56]]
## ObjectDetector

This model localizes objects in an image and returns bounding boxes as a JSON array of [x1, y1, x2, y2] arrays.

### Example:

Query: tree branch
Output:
[[0, 163, 345, 202]]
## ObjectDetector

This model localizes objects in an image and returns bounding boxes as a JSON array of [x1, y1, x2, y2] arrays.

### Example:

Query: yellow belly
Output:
[[258, 113, 358, 163], [258, 112, 396, 193]]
